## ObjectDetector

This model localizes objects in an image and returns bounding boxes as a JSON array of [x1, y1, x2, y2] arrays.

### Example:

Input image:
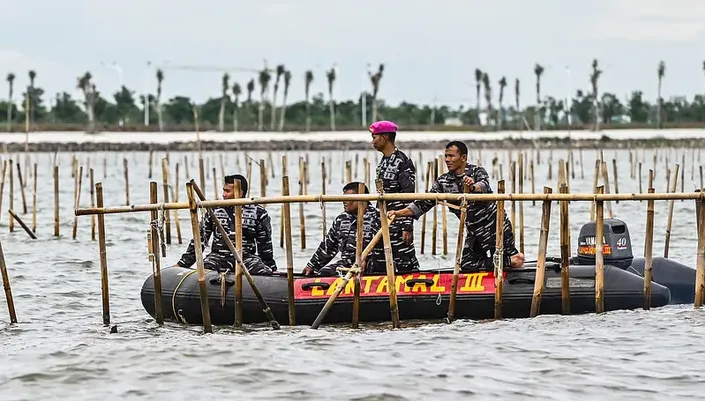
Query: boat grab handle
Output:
[[405, 278, 435, 286], [508, 277, 535, 285], [301, 282, 331, 291]]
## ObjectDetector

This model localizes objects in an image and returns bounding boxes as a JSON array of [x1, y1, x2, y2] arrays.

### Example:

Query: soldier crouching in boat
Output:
[[303, 182, 386, 276], [171, 174, 277, 275], [388, 140, 525, 272]]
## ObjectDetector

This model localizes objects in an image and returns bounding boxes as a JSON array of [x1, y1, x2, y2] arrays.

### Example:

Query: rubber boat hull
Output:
[[140, 262, 671, 326], [627, 256, 696, 304]]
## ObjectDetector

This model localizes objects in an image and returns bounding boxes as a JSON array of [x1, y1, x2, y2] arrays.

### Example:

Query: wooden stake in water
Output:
[[375, 178, 401, 329], [298, 159, 306, 250], [54, 165, 59, 237], [282, 176, 296, 325], [95, 183, 111, 325], [518, 152, 525, 255], [420, 161, 432, 254], [123, 158, 130, 206], [90, 169, 96, 241], [149, 182, 164, 325], [16, 162, 27, 215], [559, 183, 571, 314], [595, 185, 605, 314], [643, 174, 655, 310], [612, 159, 619, 203], [0, 238, 18, 323], [233, 179, 244, 327], [447, 184, 470, 323], [185, 182, 212, 333], [352, 182, 365, 328], [695, 190, 705, 308], [31, 163, 37, 233], [494, 180, 506, 319], [0, 161, 6, 224], [664, 163, 679, 258], [321, 159, 328, 237], [162, 159, 172, 245], [72, 166, 84, 240], [530, 186, 552, 317]]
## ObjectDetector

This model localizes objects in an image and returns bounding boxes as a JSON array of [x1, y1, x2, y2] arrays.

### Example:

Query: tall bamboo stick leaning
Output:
[[375, 179, 401, 329], [16, 161, 28, 215], [643, 173, 655, 310], [95, 183, 110, 325], [31, 163, 37, 233], [190, 181, 280, 330], [663, 163, 679, 258], [0, 161, 6, 224], [493, 180, 506, 319], [72, 166, 84, 240], [446, 185, 469, 324], [185, 182, 213, 333], [595, 186, 605, 314], [282, 176, 296, 325], [8, 160, 13, 232], [0, 238, 18, 323], [530, 186, 553, 317], [310, 215, 397, 329]]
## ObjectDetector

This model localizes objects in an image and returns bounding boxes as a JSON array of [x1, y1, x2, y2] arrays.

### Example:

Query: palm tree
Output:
[[475, 69, 483, 125], [218, 72, 230, 132], [590, 59, 602, 131], [156, 69, 164, 132], [6, 73, 14, 132], [257, 69, 271, 131], [534, 63, 544, 130], [514, 78, 521, 131], [657, 61, 665, 129], [482, 73, 492, 127], [498, 76, 507, 130], [304, 70, 314, 132], [368, 64, 384, 122], [77, 72, 95, 133], [246, 79, 255, 126], [232, 83, 241, 132], [278, 70, 292, 131], [271, 64, 285, 130], [326, 66, 336, 131], [28, 70, 36, 130]]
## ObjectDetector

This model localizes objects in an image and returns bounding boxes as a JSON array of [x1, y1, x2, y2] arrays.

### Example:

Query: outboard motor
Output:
[[575, 218, 634, 269]]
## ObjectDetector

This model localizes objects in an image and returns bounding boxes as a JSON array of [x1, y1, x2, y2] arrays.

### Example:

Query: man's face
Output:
[[343, 189, 359, 213], [445, 145, 467, 172], [222, 183, 235, 200], [371, 133, 386, 151]]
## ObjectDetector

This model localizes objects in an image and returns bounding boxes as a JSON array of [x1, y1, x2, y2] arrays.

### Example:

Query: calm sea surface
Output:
[[1, 146, 705, 401]]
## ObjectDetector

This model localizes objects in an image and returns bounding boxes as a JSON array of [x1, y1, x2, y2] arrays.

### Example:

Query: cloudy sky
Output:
[[0, 0, 703, 108]]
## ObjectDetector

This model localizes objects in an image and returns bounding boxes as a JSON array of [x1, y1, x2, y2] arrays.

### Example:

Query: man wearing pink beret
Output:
[[370, 120, 420, 273]]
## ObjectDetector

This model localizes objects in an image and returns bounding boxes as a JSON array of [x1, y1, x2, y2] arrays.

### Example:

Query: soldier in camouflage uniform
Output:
[[389, 141, 525, 272], [303, 182, 385, 276], [370, 120, 420, 273], [173, 174, 277, 275]]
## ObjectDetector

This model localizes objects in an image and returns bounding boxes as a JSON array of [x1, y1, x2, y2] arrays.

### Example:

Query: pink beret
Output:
[[369, 120, 398, 135]]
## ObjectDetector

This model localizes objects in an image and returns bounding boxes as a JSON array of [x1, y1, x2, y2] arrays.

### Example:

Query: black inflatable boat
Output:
[[140, 218, 694, 326]]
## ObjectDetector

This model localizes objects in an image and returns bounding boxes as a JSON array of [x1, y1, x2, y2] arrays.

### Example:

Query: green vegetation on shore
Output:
[[1, 60, 704, 133]]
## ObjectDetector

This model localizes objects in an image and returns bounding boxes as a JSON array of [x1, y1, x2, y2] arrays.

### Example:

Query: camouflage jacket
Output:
[[408, 163, 497, 224], [177, 204, 277, 271], [306, 205, 384, 273], [376, 148, 416, 232]]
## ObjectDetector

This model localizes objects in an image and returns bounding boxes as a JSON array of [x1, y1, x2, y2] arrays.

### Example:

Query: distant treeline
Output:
[[1, 60, 704, 133]]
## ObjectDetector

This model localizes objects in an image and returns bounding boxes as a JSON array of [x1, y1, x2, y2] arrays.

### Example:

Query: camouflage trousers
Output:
[[460, 212, 518, 272], [203, 254, 274, 276], [365, 229, 420, 274]]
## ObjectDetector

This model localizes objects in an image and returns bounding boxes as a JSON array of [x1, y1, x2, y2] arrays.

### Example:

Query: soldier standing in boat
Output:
[[388, 141, 525, 272], [370, 120, 421, 273], [303, 182, 385, 276], [171, 174, 277, 275]]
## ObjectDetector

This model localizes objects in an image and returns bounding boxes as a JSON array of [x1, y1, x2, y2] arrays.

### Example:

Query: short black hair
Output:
[[445, 140, 468, 156], [342, 181, 369, 194], [379, 132, 396, 142], [224, 174, 248, 196]]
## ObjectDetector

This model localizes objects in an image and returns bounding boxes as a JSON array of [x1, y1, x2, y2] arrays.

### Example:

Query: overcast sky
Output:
[[0, 0, 703, 108]]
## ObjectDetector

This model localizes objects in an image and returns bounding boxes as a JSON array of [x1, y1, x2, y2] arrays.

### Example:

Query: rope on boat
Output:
[[172, 269, 198, 324]]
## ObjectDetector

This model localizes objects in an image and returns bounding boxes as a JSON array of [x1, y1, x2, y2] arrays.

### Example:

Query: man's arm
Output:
[[405, 178, 443, 219], [255, 208, 277, 270], [176, 209, 214, 267], [306, 216, 342, 273], [470, 165, 491, 193], [397, 157, 417, 231]]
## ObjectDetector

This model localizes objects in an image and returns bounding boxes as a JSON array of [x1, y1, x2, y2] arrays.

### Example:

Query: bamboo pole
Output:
[[643, 175, 655, 310], [54, 165, 59, 236], [298, 158, 306, 250], [259, 159, 266, 200], [664, 164, 679, 258], [95, 183, 110, 325], [0, 238, 17, 323], [432, 159, 438, 255], [321, 159, 328, 237], [15, 162, 27, 215], [530, 160, 535, 206], [282, 176, 296, 325], [123, 158, 130, 206], [494, 180, 506, 319], [185, 182, 212, 333], [559, 183, 571, 314], [90, 169, 95, 241], [0, 161, 6, 224], [352, 182, 365, 328], [8, 160, 13, 232], [72, 166, 83, 240], [595, 186, 605, 314], [530, 186, 552, 317], [198, 157, 206, 194], [9, 210, 36, 239], [232, 179, 244, 327], [510, 160, 516, 241], [148, 149, 154, 179], [420, 161, 432, 254], [190, 181, 280, 329], [447, 185, 470, 323], [612, 159, 619, 203], [695, 190, 705, 308], [149, 182, 164, 325], [31, 163, 37, 233], [518, 152, 525, 255], [280, 155, 287, 249], [162, 159, 172, 245], [375, 178, 401, 329]]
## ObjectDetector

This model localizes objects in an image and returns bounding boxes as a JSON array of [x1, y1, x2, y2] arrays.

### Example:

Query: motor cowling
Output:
[[575, 218, 634, 269]]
